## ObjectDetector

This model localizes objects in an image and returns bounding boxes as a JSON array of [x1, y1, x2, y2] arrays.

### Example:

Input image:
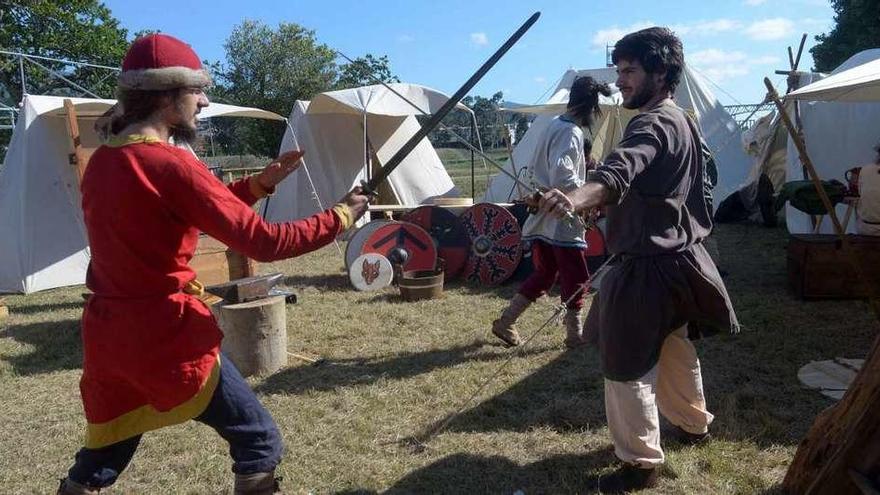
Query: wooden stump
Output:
[[0, 298, 8, 322], [213, 295, 287, 378], [783, 334, 880, 494]]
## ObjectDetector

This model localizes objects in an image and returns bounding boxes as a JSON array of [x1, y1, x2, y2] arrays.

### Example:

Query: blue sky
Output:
[[103, 0, 835, 106]]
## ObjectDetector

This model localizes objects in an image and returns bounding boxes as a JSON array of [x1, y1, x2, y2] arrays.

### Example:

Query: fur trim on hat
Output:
[[118, 66, 211, 90]]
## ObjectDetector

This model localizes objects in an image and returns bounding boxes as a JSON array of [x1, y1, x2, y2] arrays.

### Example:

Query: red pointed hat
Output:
[[118, 33, 211, 90]]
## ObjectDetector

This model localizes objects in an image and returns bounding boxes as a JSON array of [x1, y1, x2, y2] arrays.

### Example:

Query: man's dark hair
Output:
[[111, 87, 198, 144], [611, 27, 684, 93], [568, 76, 612, 129], [875, 141, 880, 164], [111, 88, 180, 135]]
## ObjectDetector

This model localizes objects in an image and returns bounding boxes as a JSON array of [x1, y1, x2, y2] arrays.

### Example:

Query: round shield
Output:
[[586, 219, 609, 274], [349, 253, 394, 291], [362, 222, 436, 272], [345, 219, 396, 270], [400, 206, 470, 279], [460, 203, 522, 286]]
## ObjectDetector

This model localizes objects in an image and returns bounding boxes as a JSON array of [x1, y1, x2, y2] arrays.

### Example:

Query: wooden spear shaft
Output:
[[765, 77, 880, 494]]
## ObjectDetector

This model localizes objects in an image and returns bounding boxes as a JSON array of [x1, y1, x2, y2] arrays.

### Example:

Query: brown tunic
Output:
[[586, 99, 739, 382]]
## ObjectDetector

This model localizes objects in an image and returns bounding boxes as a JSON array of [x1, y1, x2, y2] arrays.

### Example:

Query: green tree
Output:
[[335, 54, 399, 90], [208, 20, 336, 157], [811, 0, 880, 72], [0, 1, 129, 103], [208, 20, 400, 157]]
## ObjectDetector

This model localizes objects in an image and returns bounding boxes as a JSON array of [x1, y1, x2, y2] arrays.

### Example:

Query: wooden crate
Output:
[[190, 235, 255, 286], [787, 234, 880, 300]]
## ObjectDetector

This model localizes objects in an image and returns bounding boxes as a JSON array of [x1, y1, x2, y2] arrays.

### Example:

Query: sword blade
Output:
[[364, 11, 540, 193]]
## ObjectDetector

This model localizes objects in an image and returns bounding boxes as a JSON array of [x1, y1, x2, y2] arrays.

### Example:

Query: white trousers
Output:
[[604, 325, 714, 467]]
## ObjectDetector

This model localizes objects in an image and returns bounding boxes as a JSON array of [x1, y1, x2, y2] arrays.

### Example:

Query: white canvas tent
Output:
[[789, 52, 880, 102], [483, 66, 751, 208], [264, 83, 470, 223], [782, 49, 880, 234], [0, 94, 283, 294]]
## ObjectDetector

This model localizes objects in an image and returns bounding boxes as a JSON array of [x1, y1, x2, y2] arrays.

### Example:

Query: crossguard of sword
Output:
[[359, 180, 379, 201]]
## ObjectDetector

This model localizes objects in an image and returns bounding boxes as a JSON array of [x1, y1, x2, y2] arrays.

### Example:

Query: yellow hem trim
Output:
[[84, 355, 221, 449], [106, 134, 163, 148]]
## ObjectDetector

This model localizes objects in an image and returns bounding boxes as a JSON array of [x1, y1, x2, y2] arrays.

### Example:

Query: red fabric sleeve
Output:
[[154, 147, 342, 262], [226, 177, 259, 206]]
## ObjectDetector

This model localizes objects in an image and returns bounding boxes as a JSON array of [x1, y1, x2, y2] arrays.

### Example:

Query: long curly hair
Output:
[[567, 75, 612, 129]]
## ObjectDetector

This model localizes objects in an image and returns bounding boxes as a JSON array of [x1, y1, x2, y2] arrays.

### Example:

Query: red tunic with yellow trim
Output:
[[79, 136, 343, 448]]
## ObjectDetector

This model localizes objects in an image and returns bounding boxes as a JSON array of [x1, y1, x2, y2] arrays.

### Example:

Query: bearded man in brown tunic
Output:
[[538, 27, 739, 493]]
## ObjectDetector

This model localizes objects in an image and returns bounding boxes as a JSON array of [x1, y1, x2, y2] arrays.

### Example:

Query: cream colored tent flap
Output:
[[307, 83, 472, 116], [788, 56, 880, 102]]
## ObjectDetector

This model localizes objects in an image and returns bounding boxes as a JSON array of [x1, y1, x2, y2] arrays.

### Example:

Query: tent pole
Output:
[[470, 119, 475, 199], [767, 77, 880, 495]]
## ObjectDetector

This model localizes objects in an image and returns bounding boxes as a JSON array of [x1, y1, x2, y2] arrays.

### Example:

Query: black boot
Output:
[[56, 478, 100, 494], [596, 464, 660, 493], [234, 471, 282, 495]]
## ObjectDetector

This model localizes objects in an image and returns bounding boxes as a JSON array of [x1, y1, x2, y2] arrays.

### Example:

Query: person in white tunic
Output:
[[491, 76, 611, 349]]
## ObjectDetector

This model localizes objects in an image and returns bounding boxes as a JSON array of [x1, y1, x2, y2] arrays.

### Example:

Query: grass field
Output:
[[1, 222, 877, 494]]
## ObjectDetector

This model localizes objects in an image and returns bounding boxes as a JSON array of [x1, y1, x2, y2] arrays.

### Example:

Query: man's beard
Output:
[[622, 77, 658, 110], [170, 124, 197, 145]]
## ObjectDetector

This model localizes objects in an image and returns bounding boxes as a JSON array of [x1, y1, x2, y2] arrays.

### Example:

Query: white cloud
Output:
[[593, 19, 742, 48], [689, 49, 782, 82], [751, 55, 781, 65], [470, 32, 488, 46], [397, 34, 414, 43], [672, 19, 742, 36], [591, 21, 654, 48], [746, 18, 795, 41], [534, 76, 546, 84], [745, 0, 767, 5], [690, 49, 748, 66]]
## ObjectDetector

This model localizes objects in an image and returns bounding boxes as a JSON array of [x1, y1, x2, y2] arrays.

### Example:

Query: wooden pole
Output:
[[63, 99, 88, 186], [765, 77, 880, 494], [503, 131, 525, 200]]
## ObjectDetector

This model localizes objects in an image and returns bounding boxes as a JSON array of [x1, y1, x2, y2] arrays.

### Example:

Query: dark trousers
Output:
[[519, 240, 590, 310], [67, 354, 283, 488]]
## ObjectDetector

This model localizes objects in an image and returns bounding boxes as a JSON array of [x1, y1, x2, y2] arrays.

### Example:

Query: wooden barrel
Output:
[[212, 295, 287, 377], [399, 269, 444, 301]]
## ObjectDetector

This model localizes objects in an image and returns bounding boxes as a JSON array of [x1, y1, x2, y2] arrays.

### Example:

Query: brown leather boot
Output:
[[234, 471, 282, 495], [491, 293, 531, 346], [563, 308, 586, 348], [56, 478, 100, 495]]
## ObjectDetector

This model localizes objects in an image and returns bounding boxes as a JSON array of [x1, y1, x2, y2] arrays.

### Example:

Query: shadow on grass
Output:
[[336, 448, 617, 495], [256, 341, 559, 396], [0, 317, 82, 375], [7, 300, 85, 315], [428, 347, 607, 435], [282, 273, 350, 291]]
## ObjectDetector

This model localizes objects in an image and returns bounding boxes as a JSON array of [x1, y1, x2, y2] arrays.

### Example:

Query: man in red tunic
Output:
[[57, 34, 370, 495]]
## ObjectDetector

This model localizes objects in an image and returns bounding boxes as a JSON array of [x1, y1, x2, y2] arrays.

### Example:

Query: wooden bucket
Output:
[[399, 269, 444, 301]]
